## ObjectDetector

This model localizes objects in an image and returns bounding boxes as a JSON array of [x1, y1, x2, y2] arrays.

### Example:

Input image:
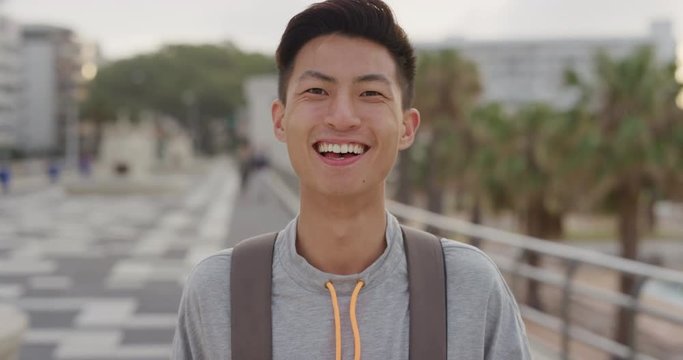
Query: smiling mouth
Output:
[[313, 141, 370, 160]]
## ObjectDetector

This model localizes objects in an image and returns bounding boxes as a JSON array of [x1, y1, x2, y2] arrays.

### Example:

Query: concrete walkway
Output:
[[1, 158, 555, 359], [2, 159, 236, 360]]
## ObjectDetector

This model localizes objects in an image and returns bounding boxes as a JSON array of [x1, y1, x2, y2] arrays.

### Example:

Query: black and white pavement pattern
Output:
[[0, 159, 294, 360]]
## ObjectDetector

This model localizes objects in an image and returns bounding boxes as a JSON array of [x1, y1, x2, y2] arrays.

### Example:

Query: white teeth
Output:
[[316, 142, 366, 155]]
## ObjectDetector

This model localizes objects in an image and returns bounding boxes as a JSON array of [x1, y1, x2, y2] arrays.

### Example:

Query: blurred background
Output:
[[0, 0, 682, 359]]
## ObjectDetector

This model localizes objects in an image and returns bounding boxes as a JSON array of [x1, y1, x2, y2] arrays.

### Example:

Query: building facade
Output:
[[243, 75, 292, 173], [0, 13, 21, 155], [19, 25, 81, 155], [419, 20, 677, 110]]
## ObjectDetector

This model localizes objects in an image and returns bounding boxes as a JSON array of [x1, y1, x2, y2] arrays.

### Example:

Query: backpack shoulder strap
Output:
[[230, 232, 277, 360], [230, 227, 447, 360], [401, 225, 448, 360]]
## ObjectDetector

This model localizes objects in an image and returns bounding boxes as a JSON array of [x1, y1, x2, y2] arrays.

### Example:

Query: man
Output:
[[0, 164, 10, 194], [172, 0, 531, 359]]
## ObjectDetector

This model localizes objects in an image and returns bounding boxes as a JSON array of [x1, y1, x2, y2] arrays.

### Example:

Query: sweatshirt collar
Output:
[[274, 211, 405, 295]]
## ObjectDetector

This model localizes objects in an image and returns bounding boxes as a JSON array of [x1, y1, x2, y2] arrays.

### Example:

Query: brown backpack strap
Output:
[[401, 225, 448, 360], [230, 232, 278, 360], [230, 227, 447, 360]]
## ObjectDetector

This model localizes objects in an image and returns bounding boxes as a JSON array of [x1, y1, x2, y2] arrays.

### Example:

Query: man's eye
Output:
[[305, 88, 327, 95], [361, 90, 382, 97]]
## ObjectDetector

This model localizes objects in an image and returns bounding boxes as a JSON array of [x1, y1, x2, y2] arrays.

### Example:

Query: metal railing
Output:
[[265, 170, 683, 360]]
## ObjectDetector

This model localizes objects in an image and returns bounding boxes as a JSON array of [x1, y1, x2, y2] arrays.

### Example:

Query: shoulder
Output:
[[174, 249, 234, 358], [439, 239, 531, 358], [440, 238, 500, 277], [183, 248, 233, 296], [439, 238, 511, 296]]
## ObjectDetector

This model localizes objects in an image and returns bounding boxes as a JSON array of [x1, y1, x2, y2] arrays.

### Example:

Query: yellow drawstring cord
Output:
[[350, 280, 365, 360], [325, 281, 342, 360], [326, 280, 365, 360]]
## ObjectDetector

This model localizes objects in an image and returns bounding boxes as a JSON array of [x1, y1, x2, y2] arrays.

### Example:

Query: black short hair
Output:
[[275, 0, 416, 109]]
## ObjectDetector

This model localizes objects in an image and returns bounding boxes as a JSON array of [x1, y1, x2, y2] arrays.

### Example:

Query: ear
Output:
[[398, 108, 420, 150], [272, 99, 286, 143]]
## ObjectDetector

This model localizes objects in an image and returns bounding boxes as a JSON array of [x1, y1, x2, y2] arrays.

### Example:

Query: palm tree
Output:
[[652, 62, 683, 214], [409, 49, 482, 234], [479, 103, 584, 308], [467, 103, 515, 245], [566, 46, 683, 350]]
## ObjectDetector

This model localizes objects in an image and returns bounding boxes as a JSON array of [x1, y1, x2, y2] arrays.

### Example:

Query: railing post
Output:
[[560, 259, 579, 360], [510, 248, 527, 298], [625, 275, 647, 360]]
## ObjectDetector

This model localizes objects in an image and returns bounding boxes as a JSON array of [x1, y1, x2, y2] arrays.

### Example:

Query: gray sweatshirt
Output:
[[172, 213, 531, 359]]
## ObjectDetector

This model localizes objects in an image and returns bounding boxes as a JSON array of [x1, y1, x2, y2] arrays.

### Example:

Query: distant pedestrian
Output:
[[251, 148, 270, 171], [79, 154, 92, 178], [0, 165, 10, 194], [47, 160, 60, 184], [237, 138, 253, 191]]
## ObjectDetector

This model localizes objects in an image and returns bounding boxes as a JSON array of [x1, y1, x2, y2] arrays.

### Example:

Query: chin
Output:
[[319, 178, 384, 198]]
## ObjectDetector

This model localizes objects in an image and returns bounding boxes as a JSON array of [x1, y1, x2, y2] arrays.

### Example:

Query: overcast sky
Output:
[[2, 0, 682, 60]]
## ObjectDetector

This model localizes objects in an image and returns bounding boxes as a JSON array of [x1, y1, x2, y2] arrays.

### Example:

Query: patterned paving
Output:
[[0, 159, 240, 360]]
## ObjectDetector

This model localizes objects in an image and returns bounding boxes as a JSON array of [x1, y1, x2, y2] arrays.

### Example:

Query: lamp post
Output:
[[65, 89, 80, 171]]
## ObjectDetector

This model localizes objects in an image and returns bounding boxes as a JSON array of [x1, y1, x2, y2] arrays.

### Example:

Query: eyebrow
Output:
[[298, 70, 336, 83], [354, 73, 391, 85], [298, 70, 392, 86]]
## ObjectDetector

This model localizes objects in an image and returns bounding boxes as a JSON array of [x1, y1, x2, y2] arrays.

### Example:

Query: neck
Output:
[[296, 185, 387, 275]]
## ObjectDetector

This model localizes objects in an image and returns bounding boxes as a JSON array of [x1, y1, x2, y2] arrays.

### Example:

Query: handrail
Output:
[[387, 200, 683, 285]]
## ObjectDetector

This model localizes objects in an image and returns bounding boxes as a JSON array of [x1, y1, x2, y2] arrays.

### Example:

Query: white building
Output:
[[419, 20, 677, 110], [243, 75, 292, 173], [19, 25, 81, 155], [0, 13, 21, 154]]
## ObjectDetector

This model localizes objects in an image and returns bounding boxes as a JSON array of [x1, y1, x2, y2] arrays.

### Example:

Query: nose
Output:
[[324, 93, 361, 131]]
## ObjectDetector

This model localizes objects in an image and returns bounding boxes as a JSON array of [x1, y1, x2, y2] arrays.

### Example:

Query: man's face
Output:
[[272, 34, 419, 197]]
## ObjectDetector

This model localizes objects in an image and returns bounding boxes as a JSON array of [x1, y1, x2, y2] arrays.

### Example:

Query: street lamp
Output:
[[65, 87, 80, 171], [65, 41, 82, 172]]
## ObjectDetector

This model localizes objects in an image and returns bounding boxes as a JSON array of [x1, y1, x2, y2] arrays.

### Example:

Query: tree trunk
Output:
[[546, 211, 565, 240], [522, 193, 553, 310], [425, 177, 444, 236], [469, 195, 482, 248], [425, 141, 444, 236], [455, 185, 466, 212], [614, 179, 641, 355], [395, 150, 414, 205], [644, 195, 657, 235]]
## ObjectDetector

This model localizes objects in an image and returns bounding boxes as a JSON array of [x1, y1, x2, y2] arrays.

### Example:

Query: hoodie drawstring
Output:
[[349, 280, 364, 360], [325, 280, 365, 360], [325, 281, 343, 360]]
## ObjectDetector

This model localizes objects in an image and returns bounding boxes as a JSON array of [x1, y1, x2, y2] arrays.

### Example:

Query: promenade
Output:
[[0, 158, 556, 359], [1, 158, 251, 359]]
